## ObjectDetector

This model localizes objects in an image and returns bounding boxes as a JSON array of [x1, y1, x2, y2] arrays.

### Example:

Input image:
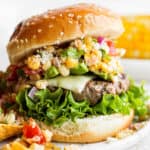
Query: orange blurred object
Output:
[[116, 16, 150, 59]]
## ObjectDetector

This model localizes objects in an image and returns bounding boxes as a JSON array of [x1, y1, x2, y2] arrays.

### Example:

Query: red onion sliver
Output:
[[97, 36, 104, 44], [28, 87, 38, 99]]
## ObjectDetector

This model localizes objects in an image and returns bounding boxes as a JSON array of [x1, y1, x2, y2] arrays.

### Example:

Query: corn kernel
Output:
[[42, 60, 51, 71], [65, 58, 78, 69], [58, 65, 70, 76], [26, 55, 41, 70], [36, 80, 48, 89], [84, 36, 93, 50]]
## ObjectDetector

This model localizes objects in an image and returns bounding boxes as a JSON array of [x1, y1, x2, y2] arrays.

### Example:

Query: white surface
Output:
[[122, 59, 150, 82]]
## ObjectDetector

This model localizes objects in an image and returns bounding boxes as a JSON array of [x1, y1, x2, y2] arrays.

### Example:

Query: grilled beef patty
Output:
[[73, 74, 129, 105]]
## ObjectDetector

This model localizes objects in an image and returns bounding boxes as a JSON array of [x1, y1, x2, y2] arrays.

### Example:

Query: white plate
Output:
[[57, 120, 150, 150]]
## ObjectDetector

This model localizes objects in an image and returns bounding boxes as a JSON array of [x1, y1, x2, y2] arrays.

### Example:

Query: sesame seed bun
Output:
[[7, 3, 124, 63], [41, 110, 134, 143]]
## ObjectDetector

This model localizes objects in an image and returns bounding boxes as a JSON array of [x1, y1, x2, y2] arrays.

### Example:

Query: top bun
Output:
[[7, 3, 124, 63]]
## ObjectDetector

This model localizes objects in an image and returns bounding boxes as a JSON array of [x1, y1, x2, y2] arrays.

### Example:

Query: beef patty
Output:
[[73, 74, 130, 105]]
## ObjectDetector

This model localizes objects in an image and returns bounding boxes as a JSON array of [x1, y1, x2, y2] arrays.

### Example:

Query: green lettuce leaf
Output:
[[16, 81, 149, 126]]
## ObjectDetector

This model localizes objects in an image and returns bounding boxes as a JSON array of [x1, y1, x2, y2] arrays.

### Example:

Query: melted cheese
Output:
[[36, 76, 94, 93]]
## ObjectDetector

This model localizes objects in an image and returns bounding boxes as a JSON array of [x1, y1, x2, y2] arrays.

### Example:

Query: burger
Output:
[[0, 3, 148, 143]]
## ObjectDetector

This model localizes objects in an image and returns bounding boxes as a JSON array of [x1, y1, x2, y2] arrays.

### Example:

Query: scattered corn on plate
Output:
[[1, 139, 60, 150], [116, 16, 150, 59]]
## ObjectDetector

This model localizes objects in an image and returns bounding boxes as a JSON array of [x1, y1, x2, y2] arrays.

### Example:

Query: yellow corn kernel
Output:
[[65, 58, 78, 69], [84, 36, 93, 50], [116, 16, 150, 59], [90, 62, 102, 71], [26, 56, 41, 70]]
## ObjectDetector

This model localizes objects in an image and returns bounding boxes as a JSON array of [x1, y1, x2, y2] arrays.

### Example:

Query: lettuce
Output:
[[16, 82, 149, 126]]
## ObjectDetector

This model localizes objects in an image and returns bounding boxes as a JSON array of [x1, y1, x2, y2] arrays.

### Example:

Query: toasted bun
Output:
[[41, 110, 133, 143], [7, 3, 124, 63]]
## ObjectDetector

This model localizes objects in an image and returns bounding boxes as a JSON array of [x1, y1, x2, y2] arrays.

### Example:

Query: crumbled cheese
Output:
[[6, 112, 16, 124], [42, 130, 53, 142], [116, 48, 126, 57], [93, 43, 101, 50], [32, 136, 41, 142], [36, 80, 48, 89], [99, 42, 110, 53], [40, 51, 53, 64]]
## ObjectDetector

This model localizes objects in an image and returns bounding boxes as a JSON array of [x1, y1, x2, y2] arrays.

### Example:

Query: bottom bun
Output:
[[41, 110, 134, 143]]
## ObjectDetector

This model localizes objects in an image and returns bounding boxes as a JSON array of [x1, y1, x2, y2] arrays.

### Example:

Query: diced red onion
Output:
[[97, 36, 104, 44], [28, 87, 38, 99]]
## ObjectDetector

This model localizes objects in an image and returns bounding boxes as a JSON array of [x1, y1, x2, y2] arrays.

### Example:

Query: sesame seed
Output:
[[77, 15, 82, 19], [68, 13, 74, 17], [25, 38, 28, 43], [17, 45, 20, 49], [14, 39, 19, 43], [37, 29, 42, 33], [60, 32, 64, 36], [55, 40, 60, 44], [20, 39, 24, 44], [68, 20, 73, 24], [59, 13, 63, 17], [49, 24, 53, 28]]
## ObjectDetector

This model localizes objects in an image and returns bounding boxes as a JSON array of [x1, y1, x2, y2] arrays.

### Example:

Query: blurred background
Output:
[[0, 0, 150, 80]]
